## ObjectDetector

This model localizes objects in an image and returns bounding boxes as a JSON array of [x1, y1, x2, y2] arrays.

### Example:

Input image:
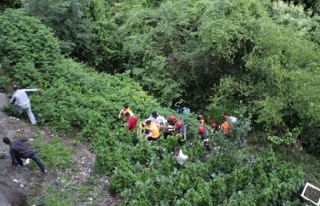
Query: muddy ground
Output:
[[0, 93, 118, 206]]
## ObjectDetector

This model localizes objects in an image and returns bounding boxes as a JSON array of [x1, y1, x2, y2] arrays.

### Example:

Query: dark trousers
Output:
[[15, 152, 45, 172]]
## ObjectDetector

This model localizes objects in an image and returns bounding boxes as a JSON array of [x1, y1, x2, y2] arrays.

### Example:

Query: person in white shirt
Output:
[[145, 111, 166, 124], [10, 85, 36, 126], [174, 147, 189, 169], [224, 115, 238, 125], [144, 111, 166, 131]]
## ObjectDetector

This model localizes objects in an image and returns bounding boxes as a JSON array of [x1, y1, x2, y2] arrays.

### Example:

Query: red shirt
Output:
[[126, 116, 137, 131]]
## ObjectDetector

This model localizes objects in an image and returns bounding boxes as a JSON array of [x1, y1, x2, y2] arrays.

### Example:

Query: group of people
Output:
[[4, 88, 242, 173], [174, 98, 191, 116], [2, 85, 46, 174], [118, 103, 244, 146]]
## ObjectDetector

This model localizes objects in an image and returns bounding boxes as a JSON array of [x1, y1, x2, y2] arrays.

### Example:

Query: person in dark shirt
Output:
[[3, 137, 46, 173], [175, 121, 187, 146], [197, 126, 211, 151], [175, 98, 185, 114]]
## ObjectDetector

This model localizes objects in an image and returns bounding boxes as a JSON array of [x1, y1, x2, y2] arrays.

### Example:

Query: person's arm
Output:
[[118, 109, 123, 119], [144, 116, 152, 123], [18, 137, 33, 143], [10, 93, 16, 104], [9, 149, 17, 172], [159, 116, 166, 124], [174, 101, 180, 107], [182, 156, 189, 166], [125, 119, 132, 133]]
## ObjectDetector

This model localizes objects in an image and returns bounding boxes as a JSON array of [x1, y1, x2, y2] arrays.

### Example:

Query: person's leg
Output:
[[177, 163, 181, 170], [15, 156, 24, 166], [23, 104, 36, 125], [203, 140, 211, 151], [16, 106, 23, 114], [178, 138, 184, 146], [29, 153, 46, 172]]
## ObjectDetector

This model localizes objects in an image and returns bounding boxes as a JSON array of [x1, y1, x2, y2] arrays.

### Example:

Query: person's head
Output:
[[211, 123, 217, 129], [175, 121, 183, 128], [224, 115, 228, 120], [198, 126, 205, 133], [3, 137, 11, 145], [151, 111, 158, 118], [146, 120, 151, 125], [179, 98, 183, 102], [174, 147, 180, 156], [123, 103, 129, 109], [12, 85, 19, 91], [168, 115, 176, 122], [125, 112, 131, 118]]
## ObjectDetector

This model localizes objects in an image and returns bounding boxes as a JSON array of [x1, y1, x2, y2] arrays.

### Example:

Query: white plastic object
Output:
[[301, 182, 320, 206]]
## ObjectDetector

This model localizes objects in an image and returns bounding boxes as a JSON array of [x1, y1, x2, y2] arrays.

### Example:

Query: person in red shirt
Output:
[[124, 112, 137, 132]]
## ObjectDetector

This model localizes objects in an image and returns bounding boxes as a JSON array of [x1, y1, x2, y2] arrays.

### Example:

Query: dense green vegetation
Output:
[[1, 0, 320, 204]]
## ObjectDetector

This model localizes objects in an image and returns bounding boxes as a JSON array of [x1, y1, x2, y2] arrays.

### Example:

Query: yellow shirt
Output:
[[147, 122, 160, 138], [122, 108, 134, 121]]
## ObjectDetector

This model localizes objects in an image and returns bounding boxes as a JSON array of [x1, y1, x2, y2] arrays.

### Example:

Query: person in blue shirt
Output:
[[183, 106, 191, 116]]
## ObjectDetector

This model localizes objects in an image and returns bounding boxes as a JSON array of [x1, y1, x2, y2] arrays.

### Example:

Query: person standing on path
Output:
[[3, 137, 46, 173], [9, 85, 36, 126]]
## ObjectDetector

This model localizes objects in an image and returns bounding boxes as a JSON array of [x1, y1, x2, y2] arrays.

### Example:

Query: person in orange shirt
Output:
[[220, 120, 230, 136], [144, 120, 160, 141]]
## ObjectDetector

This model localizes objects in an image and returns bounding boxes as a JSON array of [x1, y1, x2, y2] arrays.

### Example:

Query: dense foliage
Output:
[[1, 1, 319, 204]]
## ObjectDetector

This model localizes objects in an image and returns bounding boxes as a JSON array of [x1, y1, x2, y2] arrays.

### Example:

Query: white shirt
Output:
[[146, 114, 166, 124], [10, 90, 30, 107], [228, 116, 238, 124], [175, 150, 188, 165]]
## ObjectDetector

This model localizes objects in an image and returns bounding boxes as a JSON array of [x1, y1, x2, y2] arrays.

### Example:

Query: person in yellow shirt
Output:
[[118, 103, 134, 122], [144, 120, 160, 141], [196, 114, 206, 125]]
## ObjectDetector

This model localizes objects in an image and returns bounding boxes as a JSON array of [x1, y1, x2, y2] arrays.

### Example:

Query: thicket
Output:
[[0, 0, 320, 205]]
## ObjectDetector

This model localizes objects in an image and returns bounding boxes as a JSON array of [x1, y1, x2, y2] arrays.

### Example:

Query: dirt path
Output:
[[0, 93, 118, 206]]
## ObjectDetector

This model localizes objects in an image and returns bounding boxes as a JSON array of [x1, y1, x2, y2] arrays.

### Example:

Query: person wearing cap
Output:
[[9, 84, 37, 126], [210, 122, 220, 133], [174, 147, 189, 170], [118, 103, 134, 122], [164, 115, 178, 139], [175, 121, 187, 146], [198, 126, 211, 151], [2, 137, 46, 173], [144, 120, 160, 141]]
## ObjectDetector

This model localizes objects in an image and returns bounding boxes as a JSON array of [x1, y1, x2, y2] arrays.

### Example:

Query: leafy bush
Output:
[[0, 9, 62, 88]]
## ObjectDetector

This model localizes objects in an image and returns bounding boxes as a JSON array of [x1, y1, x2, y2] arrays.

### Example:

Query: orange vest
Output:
[[221, 122, 230, 135]]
